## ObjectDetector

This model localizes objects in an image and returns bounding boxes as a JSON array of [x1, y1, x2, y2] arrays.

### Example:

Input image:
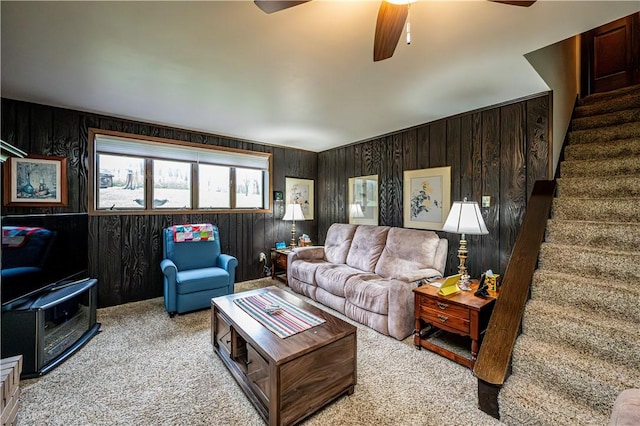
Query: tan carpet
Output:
[[16, 278, 500, 426], [498, 85, 640, 425]]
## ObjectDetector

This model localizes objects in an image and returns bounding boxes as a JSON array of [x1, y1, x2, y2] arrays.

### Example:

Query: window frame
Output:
[[88, 128, 272, 216]]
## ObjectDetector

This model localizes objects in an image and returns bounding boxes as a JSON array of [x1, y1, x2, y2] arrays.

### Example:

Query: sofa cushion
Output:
[[375, 227, 442, 278], [176, 267, 229, 294], [316, 264, 363, 297], [344, 274, 393, 315], [346, 225, 390, 273], [324, 223, 358, 264], [289, 259, 327, 285]]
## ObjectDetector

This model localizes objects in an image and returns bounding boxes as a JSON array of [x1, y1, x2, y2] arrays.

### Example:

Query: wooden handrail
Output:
[[474, 180, 556, 385]]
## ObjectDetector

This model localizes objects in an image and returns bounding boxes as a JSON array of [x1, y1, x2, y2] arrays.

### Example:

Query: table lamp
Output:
[[282, 203, 305, 247], [441, 197, 488, 290], [349, 203, 364, 221]]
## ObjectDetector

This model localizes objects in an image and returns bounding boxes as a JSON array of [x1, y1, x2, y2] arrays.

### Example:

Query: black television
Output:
[[1, 213, 89, 307]]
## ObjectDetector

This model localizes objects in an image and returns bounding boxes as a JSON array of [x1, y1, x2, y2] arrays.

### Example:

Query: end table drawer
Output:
[[274, 252, 288, 269], [422, 307, 470, 334], [421, 298, 470, 320]]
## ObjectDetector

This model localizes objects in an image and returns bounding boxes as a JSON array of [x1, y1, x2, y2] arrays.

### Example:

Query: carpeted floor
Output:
[[16, 278, 501, 426]]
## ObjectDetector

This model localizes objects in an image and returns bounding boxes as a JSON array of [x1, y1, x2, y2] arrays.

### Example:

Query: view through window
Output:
[[90, 130, 271, 214]]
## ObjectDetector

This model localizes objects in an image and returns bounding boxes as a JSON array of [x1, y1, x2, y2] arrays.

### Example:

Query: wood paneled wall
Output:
[[317, 93, 551, 279], [1, 92, 550, 306], [1, 98, 317, 307]]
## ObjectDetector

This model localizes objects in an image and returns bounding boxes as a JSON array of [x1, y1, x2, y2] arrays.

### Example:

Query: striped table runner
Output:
[[234, 292, 325, 338]]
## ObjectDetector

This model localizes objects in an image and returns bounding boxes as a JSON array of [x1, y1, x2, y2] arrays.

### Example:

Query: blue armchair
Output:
[[160, 225, 237, 316]]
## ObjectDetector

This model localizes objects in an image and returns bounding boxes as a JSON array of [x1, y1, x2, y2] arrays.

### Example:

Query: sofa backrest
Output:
[[346, 225, 390, 273], [375, 227, 447, 278], [324, 223, 358, 264]]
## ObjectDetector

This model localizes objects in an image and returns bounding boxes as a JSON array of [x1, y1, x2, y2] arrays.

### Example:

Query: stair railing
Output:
[[473, 179, 556, 418]]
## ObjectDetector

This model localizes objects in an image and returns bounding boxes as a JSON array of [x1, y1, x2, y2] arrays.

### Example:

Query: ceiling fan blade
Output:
[[373, 1, 409, 62], [489, 0, 536, 6], [254, 0, 311, 14]]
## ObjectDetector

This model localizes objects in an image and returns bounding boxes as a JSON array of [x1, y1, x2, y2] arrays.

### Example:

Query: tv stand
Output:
[[1, 278, 100, 379]]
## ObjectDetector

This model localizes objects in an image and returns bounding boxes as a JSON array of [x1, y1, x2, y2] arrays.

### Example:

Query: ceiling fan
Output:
[[254, 0, 536, 62]]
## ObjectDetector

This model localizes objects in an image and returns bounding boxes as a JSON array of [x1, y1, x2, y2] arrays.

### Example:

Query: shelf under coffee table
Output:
[[211, 286, 357, 426]]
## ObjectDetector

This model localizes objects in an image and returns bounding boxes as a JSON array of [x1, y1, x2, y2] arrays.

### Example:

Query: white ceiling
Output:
[[2, 1, 639, 152]]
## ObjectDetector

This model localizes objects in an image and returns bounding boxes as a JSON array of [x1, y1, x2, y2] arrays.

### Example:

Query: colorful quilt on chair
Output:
[[173, 224, 215, 243]]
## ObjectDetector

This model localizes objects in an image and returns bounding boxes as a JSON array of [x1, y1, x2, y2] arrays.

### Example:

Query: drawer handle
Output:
[[226, 339, 231, 345], [245, 360, 252, 366], [437, 302, 449, 310], [437, 314, 448, 323]]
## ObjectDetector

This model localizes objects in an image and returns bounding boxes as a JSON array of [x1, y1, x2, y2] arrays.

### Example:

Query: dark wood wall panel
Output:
[[1, 98, 317, 308], [317, 93, 551, 279]]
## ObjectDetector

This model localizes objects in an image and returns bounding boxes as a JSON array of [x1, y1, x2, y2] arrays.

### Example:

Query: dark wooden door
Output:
[[581, 13, 640, 95]]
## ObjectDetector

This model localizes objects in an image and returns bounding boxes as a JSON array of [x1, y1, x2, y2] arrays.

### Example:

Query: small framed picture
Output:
[[285, 177, 314, 220], [275, 241, 286, 250], [3, 155, 68, 207], [403, 166, 451, 230]]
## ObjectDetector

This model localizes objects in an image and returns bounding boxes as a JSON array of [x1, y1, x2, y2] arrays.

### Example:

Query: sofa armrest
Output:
[[292, 246, 325, 260], [217, 254, 238, 288], [160, 259, 178, 281], [433, 238, 448, 275], [398, 268, 443, 284]]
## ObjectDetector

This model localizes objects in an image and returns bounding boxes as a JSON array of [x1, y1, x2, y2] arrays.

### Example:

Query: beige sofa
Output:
[[287, 223, 448, 340]]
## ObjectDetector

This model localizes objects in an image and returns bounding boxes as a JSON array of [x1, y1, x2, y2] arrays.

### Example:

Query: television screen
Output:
[[1, 213, 89, 306]]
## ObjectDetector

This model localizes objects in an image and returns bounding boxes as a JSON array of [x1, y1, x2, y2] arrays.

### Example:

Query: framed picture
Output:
[[3, 155, 68, 207], [348, 175, 378, 225], [285, 177, 314, 220], [403, 166, 451, 230]]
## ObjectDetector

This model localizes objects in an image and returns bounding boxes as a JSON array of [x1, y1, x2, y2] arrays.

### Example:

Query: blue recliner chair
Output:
[[160, 224, 237, 317]]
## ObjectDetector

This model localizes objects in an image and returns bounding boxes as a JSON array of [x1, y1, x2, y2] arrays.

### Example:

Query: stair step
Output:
[[510, 336, 639, 416], [568, 122, 640, 145], [577, 84, 640, 107], [499, 376, 610, 426], [556, 174, 640, 197], [538, 242, 640, 281], [560, 156, 640, 178], [571, 107, 640, 131], [575, 90, 640, 118], [545, 219, 638, 252], [531, 270, 640, 322], [552, 197, 640, 223], [522, 299, 640, 369], [564, 137, 640, 161]]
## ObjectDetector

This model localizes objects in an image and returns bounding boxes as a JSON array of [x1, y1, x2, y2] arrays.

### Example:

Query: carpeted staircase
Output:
[[498, 84, 640, 425]]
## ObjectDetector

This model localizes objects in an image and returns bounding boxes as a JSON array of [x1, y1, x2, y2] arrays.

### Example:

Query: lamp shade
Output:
[[442, 200, 488, 235], [349, 203, 364, 218], [282, 203, 305, 221]]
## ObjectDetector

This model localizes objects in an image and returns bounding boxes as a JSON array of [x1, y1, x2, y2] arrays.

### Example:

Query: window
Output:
[[90, 130, 271, 214]]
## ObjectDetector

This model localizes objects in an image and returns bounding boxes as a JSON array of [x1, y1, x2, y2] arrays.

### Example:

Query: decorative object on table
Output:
[[441, 197, 488, 290], [348, 175, 379, 225], [474, 279, 490, 298], [3, 155, 68, 207], [403, 166, 451, 230], [298, 233, 312, 247], [482, 269, 500, 296], [282, 203, 306, 247], [275, 241, 286, 250], [285, 177, 314, 220], [437, 274, 462, 296]]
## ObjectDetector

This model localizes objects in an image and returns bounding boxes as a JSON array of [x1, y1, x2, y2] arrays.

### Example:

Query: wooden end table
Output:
[[270, 248, 292, 284], [413, 280, 496, 369]]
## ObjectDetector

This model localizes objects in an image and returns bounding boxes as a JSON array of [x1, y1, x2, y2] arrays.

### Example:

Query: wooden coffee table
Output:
[[211, 286, 357, 426]]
